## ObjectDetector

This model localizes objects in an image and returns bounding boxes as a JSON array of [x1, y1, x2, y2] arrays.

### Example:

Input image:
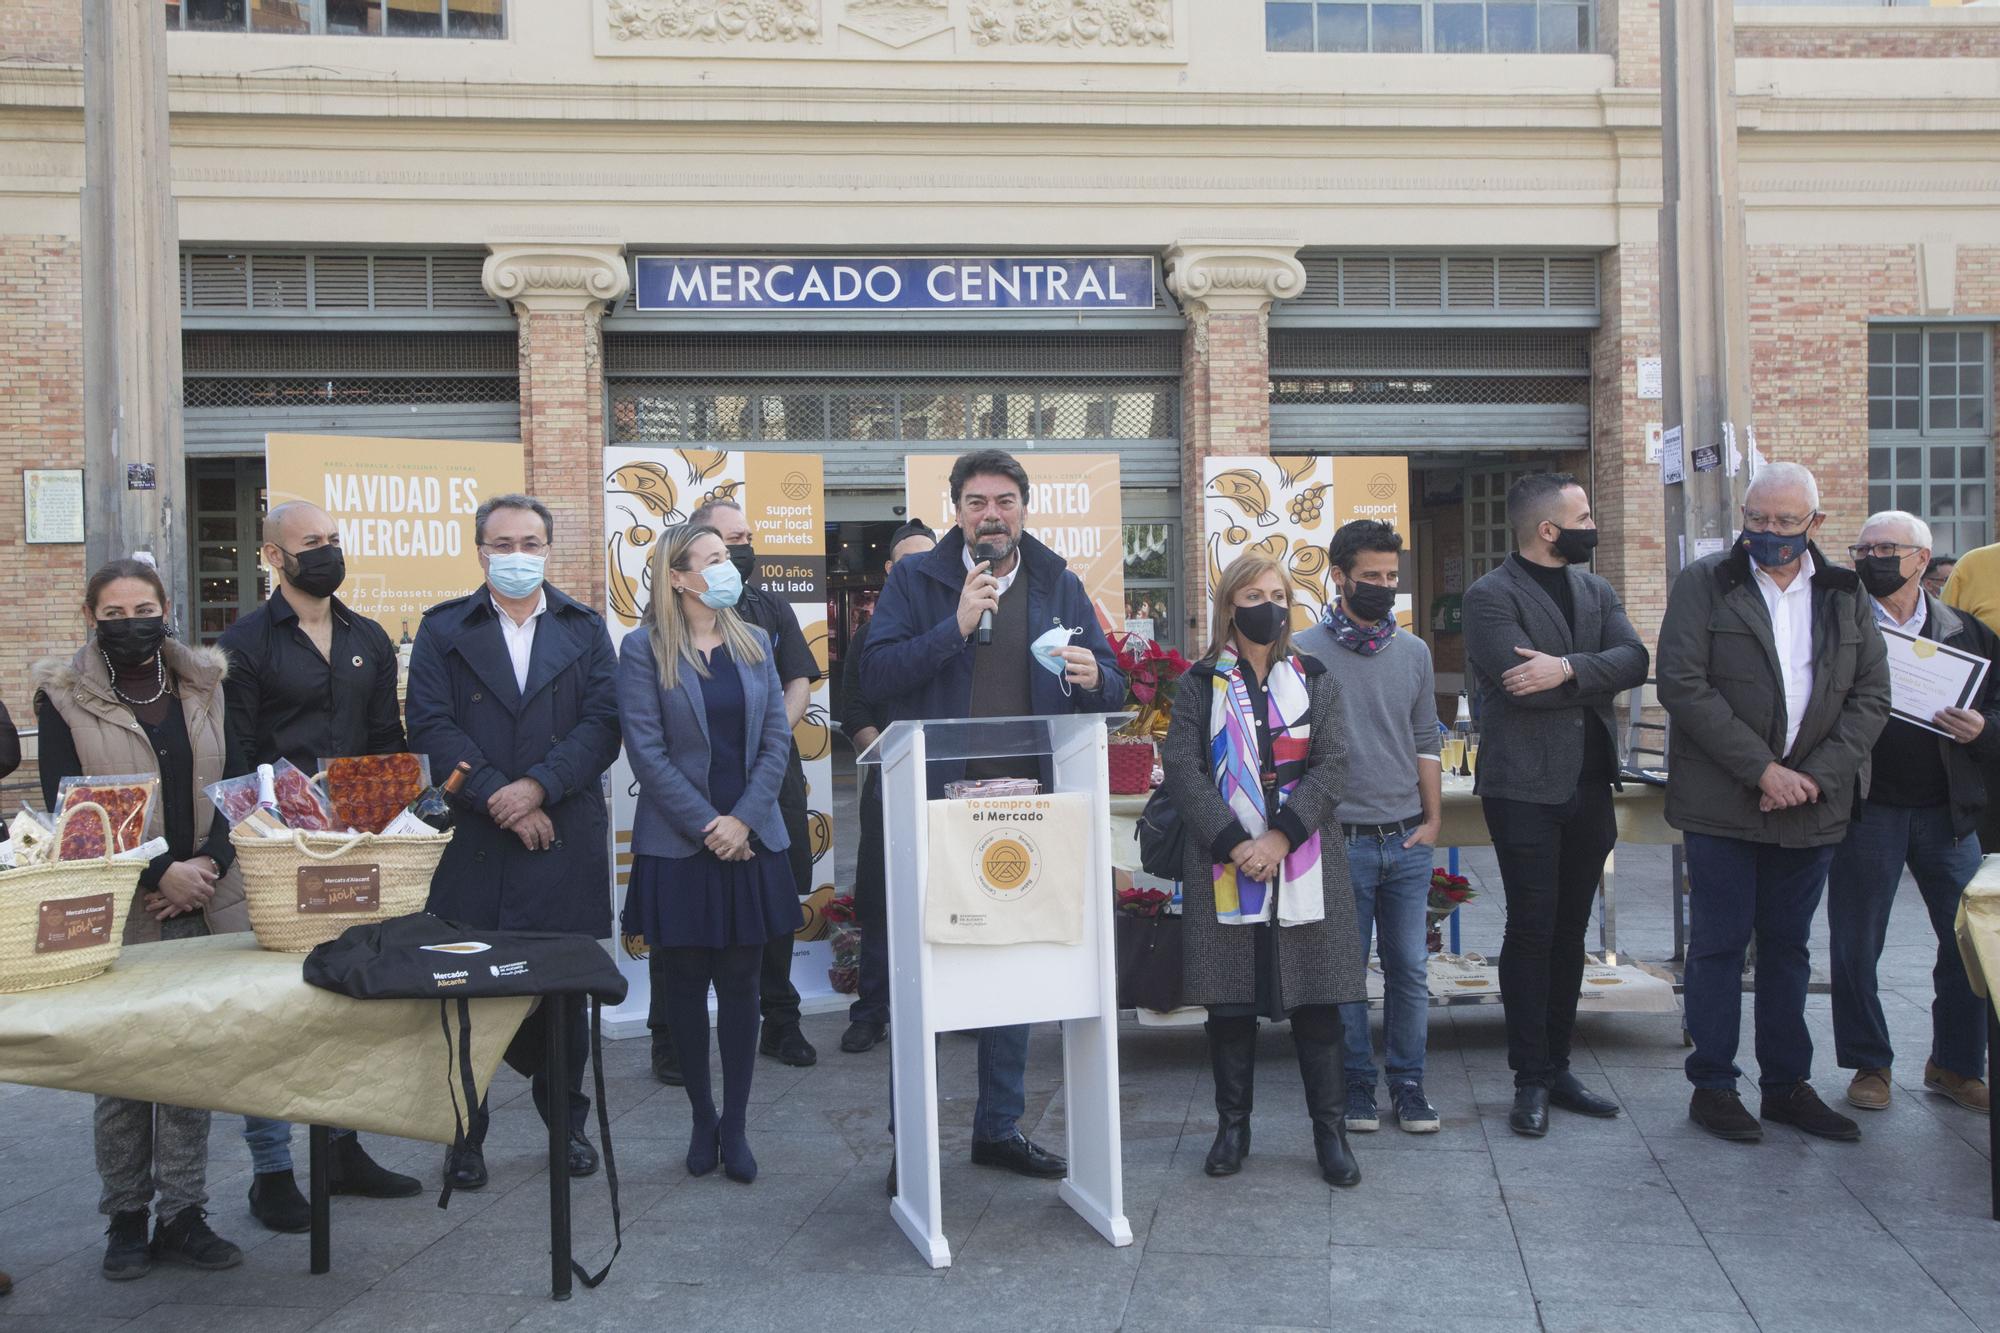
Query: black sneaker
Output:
[[840, 1020, 887, 1054], [248, 1170, 310, 1234], [329, 1134, 423, 1199], [1689, 1087, 1763, 1142], [1390, 1081, 1441, 1134], [150, 1207, 243, 1272], [1760, 1081, 1861, 1142], [651, 1031, 683, 1086], [759, 1024, 818, 1068], [101, 1210, 151, 1282]]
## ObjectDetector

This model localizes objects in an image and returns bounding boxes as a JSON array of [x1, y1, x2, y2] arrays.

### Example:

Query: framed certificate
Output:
[[23, 468, 84, 544], [1879, 625, 1991, 737]]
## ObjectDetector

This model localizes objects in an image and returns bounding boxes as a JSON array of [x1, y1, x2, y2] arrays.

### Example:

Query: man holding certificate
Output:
[[1826, 511, 1997, 1116]]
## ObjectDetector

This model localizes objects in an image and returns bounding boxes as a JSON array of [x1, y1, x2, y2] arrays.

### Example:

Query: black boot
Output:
[[1203, 1018, 1256, 1177], [1294, 1010, 1361, 1189], [101, 1210, 151, 1281], [247, 1170, 310, 1233], [651, 1030, 683, 1086], [328, 1134, 422, 1199]]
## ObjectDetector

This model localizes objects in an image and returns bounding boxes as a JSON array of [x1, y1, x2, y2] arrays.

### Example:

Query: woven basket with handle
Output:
[[232, 827, 451, 953], [0, 803, 137, 994]]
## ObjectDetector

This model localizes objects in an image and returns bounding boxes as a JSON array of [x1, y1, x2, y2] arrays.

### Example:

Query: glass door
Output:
[[189, 457, 269, 644]]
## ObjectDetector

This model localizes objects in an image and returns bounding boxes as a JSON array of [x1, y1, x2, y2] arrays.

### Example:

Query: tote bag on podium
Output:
[[925, 793, 1090, 946]]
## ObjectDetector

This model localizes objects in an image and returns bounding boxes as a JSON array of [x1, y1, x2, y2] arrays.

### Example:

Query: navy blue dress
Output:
[[624, 643, 802, 950]]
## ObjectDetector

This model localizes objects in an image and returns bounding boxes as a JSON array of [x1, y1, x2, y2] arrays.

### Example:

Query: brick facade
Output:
[[515, 307, 607, 609], [1178, 308, 1273, 649], [0, 0, 83, 66], [0, 234, 85, 701], [1737, 26, 2000, 61]]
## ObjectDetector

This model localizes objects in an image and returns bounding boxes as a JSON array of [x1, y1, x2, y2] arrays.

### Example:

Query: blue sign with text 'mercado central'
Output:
[[633, 256, 1156, 313]]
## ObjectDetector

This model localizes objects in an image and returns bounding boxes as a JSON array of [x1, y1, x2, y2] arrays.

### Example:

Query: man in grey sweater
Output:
[[1295, 520, 1445, 1135]]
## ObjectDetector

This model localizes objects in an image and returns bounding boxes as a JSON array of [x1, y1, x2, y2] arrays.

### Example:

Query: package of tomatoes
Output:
[[320, 753, 432, 835], [53, 774, 160, 860]]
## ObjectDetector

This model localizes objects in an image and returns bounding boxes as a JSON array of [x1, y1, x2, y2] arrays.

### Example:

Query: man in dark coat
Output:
[[859, 449, 1123, 1181], [406, 493, 622, 1190]]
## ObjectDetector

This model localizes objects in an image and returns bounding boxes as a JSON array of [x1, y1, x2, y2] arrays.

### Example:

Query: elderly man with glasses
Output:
[[1825, 511, 1998, 1117], [1656, 462, 1891, 1144]]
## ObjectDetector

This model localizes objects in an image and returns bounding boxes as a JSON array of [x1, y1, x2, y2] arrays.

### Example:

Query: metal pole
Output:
[[81, 0, 187, 611], [308, 1124, 331, 1275], [547, 996, 573, 1301], [1661, 0, 1756, 583]]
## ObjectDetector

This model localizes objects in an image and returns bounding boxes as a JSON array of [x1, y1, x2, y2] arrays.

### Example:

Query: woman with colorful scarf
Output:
[[1162, 552, 1367, 1188]]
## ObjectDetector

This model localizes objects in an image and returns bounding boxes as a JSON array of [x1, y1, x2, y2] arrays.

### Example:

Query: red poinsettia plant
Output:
[[1106, 631, 1194, 740], [1116, 886, 1174, 917], [1426, 869, 1477, 924]]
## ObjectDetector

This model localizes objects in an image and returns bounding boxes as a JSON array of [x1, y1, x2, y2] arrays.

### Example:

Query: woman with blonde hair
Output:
[[1160, 551, 1367, 1187], [616, 523, 801, 1184]]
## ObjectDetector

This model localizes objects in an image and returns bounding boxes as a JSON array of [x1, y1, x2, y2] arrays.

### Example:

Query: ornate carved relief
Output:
[[1165, 239, 1306, 317], [607, 0, 822, 43], [844, 0, 949, 48], [968, 0, 1171, 47], [483, 241, 631, 314]]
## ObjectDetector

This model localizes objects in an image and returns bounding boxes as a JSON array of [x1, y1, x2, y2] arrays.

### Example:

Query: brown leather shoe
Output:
[[1924, 1062, 1990, 1114], [1845, 1068, 1891, 1111]]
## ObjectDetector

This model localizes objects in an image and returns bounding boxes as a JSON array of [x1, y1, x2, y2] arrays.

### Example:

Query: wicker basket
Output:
[[1107, 738, 1157, 795], [0, 804, 137, 994], [231, 827, 451, 953]]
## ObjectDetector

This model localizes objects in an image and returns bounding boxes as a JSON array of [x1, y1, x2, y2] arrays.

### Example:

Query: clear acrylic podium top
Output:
[[854, 713, 1134, 768]]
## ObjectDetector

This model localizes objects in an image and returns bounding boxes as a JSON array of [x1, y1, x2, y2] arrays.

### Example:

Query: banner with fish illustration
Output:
[[1202, 456, 1412, 631], [903, 452, 1125, 633], [601, 448, 841, 1015]]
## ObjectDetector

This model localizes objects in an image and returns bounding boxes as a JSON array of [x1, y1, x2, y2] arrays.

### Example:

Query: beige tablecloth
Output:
[[1955, 860, 2000, 1004], [0, 933, 533, 1145]]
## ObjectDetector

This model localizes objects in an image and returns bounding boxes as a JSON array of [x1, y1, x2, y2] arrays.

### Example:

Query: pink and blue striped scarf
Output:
[[1208, 650, 1325, 927]]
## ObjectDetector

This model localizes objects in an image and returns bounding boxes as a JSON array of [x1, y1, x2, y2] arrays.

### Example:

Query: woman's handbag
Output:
[[1135, 784, 1186, 881], [0, 803, 135, 994]]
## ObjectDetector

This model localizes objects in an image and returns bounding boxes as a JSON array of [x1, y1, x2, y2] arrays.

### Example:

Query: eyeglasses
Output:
[[1742, 507, 1817, 535], [1846, 542, 1922, 561], [481, 540, 548, 556]]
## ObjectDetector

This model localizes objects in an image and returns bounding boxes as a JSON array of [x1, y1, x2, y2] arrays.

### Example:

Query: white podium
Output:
[[858, 713, 1134, 1269]]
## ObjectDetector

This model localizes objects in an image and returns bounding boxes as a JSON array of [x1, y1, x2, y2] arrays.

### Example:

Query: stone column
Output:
[[1165, 237, 1305, 648], [483, 240, 629, 609]]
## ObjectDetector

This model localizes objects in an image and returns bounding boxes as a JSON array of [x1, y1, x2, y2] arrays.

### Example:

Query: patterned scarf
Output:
[[1207, 649, 1325, 927], [1319, 602, 1396, 657]]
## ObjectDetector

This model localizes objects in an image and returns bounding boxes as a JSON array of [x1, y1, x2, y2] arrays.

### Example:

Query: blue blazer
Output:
[[405, 584, 622, 938], [617, 624, 793, 860]]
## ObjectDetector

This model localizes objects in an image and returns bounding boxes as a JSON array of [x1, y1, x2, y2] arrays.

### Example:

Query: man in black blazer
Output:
[[1463, 473, 1649, 1138]]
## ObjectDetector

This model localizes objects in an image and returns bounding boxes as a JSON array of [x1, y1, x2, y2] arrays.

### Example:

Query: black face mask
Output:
[[1551, 526, 1599, 566], [1857, 554, 1912, 599], [1234, 601, 1288, 646], [96, 616, 167, 668], [281, 544, 346, 600], [726, 543, 757, 584], [1341, 579, 1398, 625]]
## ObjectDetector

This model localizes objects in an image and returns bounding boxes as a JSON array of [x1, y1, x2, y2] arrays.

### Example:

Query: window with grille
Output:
[[181, 252, 502, 315], [1265, 1, 1594, 53], [1867, 326, 1993, 559], [1463, 465, 1537, 580], [166, 0, 503, 36]]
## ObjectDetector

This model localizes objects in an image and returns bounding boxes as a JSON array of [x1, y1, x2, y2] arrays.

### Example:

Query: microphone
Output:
[[972, 539, 1005, 646]]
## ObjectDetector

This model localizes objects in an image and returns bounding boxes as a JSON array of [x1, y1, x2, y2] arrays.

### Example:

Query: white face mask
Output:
[[1031, 620, 1083, 695]]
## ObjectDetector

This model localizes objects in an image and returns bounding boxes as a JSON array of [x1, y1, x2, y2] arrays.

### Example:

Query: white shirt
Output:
[[491, 591, 547, 693], [963, 541, 1022, 597], [1751, 551, 1816, 759], [1870, 592, 1927, 636]]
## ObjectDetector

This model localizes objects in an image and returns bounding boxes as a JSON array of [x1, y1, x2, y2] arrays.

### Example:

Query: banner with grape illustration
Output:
[[1202, 456, 1412, 631], [602, 448, 841, 1010]]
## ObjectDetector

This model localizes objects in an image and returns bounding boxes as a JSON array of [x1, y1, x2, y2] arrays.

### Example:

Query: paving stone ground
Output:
[[2, 763, 1995, 1332]]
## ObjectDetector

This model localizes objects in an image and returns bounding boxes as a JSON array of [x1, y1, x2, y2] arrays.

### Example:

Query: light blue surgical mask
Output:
[[487, 551, 546, 600], [1031, 620, 1083, 694], [695, 561, 743, 609]]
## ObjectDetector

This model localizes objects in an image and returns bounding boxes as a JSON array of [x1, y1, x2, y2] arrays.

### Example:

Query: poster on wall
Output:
[[265, 433, 525, 630], [903, 453, 1125, 632], [602, 448, 838, 1022], [1201, 456, 1412, 631]]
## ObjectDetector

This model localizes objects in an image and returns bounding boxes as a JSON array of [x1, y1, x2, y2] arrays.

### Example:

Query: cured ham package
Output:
[[53, 776, 159, 860], [320, 753, 431, 835]]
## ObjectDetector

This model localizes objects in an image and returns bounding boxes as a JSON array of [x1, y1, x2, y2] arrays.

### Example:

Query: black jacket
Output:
[[0, 697, 18, 780], [217, 588, 405, 779], [1871, 593, 2000, 841]]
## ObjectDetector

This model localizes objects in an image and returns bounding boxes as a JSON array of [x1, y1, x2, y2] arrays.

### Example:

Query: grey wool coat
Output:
[[1160, 656, 1366, 1011]]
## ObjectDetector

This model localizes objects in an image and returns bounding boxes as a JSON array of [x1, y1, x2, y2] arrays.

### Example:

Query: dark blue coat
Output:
[[857, 527, 1125, 796], [405, 584, 622, 938]]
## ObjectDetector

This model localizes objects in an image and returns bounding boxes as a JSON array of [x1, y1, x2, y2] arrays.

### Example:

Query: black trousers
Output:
[[847, 770, 889, 1028], [467, 997, 589, 1145], [1481, 782, 1616, 1089]]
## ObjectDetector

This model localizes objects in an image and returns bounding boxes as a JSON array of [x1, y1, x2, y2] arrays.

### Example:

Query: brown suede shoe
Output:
[[1923, 1062, 1990, 1114], [1845, 1068, 1891, 1111]]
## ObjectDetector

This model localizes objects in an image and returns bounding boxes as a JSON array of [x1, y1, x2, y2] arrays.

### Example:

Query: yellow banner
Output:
[[904, 453, 1125, 633], [264, 433, 524, 626]]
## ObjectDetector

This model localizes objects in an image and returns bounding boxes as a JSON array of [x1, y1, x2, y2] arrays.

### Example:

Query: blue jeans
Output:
[[1826, 801, 1986, 1080], [242, 1118, 356, 1174], [1339, 833, 1434, 1090], [973, 1024, 1030, 1141], [1682, 832, 1836, 1092]]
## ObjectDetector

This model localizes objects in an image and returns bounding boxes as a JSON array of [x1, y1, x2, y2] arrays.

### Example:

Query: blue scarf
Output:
[[1320, 603, 1396, 657]]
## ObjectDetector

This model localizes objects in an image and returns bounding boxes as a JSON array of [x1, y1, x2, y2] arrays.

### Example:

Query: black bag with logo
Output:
[[303, 912, 629, 1287]]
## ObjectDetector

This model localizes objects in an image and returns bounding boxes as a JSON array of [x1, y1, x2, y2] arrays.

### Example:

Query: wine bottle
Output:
[[404, 760, 473, 834]]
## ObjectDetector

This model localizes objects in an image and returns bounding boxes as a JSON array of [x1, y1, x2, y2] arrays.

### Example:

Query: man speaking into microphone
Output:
[[859, 448, 1123, 1179]]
